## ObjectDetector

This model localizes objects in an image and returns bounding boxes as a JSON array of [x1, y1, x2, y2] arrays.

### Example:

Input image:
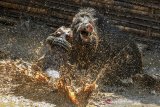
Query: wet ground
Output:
[[87, 44, 160, 107], [0, 21, 159, 107], [0, 20, 52, 61]]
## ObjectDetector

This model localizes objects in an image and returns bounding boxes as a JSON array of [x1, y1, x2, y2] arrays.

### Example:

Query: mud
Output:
[[0, 20, 159, 107], [0, 20, 52, 61]]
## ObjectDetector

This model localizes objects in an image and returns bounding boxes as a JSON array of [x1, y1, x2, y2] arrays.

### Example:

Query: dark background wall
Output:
[[0, 0, 160, 42]]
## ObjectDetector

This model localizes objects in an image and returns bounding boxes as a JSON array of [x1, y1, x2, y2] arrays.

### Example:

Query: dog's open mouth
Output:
[[46, 36, 72, 51]]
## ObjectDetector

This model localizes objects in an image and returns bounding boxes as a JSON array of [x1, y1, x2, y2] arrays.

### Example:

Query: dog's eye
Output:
[[53, 31, 61, 37], [57, 31, 61, 35]]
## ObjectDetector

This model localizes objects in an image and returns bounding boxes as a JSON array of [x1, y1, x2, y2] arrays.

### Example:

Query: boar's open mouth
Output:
[[80, 30, 91, 37], [79, 30, 92, 42], [46, 36, 72, 51]]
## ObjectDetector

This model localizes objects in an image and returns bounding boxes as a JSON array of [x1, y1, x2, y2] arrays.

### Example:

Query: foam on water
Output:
[[45, 68, 60, 78]]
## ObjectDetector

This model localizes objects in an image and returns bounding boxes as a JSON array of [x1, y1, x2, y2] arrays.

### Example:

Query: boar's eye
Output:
[[71, 19, 81, 30], [75, 19, 81, 25], [89, 21, 94, 25]]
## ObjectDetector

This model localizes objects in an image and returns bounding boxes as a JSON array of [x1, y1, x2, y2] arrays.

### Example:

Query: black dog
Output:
[[37, 26, 72, 78]]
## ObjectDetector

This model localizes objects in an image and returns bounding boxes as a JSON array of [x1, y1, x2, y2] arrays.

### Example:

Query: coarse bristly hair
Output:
[[79, 8, 96, 17], [72, 8, 97, 24], [75, 8, 119, 39]]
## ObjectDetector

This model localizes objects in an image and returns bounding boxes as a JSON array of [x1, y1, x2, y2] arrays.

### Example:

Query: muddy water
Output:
[[87, 44, 160, 107], [143, 47, 160, 77], [0, 21, 160, 107], [0, 21, 52, 61], [0, 94, 56, 107]]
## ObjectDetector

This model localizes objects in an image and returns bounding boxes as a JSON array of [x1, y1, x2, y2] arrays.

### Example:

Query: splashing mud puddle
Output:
[[0, 58, 159, 107], [0, 22, 160, 107], [86, 47, 160, 107]]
